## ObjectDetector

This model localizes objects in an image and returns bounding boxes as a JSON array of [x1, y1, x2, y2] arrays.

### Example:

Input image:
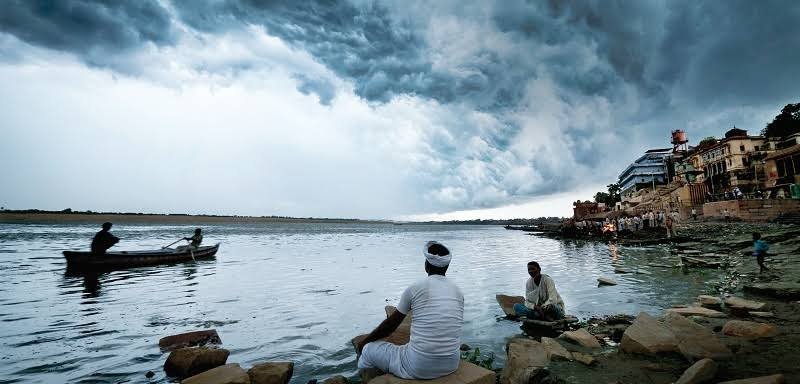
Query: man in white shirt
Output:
[[356, 241, 464, 379], [513, 261, 565, 321]]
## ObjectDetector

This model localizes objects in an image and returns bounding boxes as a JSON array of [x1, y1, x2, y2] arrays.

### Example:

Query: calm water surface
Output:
[[0, 223, 723, 383]]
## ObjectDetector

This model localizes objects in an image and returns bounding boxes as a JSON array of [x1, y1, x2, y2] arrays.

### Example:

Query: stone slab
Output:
[[559, 328, 601, 348], [496, 294, 524, 317], [697, 295, 722, 308], [744, 282, 800, 300], [724, 297, 766, 310], [666, 307, 727, 318], [369, 361, 494, 384], [620, 312, 678, 355], [181, 364, 250, 384], [664, 312, 731, 361], [597, 277, 618, 286], [159, 330, 222, 351], [722, 320, 779, 339], [500, 338, 549, 384], [541, 337, 572, 361], [165, 347, 230, 378]]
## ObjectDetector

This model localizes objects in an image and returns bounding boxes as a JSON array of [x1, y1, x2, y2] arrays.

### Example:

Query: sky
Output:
[[1, 1, 799, 220]]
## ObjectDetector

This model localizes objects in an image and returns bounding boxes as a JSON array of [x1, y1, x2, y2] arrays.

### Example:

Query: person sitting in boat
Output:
[[356, 241, 464, 379], [513, 261, 565, 321], [91, 222, 119, 255], [177, 228, 203, 251]]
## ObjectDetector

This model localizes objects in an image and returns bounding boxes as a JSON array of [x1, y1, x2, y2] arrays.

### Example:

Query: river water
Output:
[[0, 222, 724, 383]]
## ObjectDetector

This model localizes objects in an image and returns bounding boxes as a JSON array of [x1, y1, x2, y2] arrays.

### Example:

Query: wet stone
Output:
[[181, 364, 250, 384], [159, 330, 222, 351], [597, 277, 618, 286], [620, 312, 678, 355], [664, 311, 732, 361], [559, 328, 601, 348], [322, 375, 348, 384], [666, 307, 727, 318], [540, 337, 572, 361], [724, 297, 766, 311], [369, 361, 494, 384], [717, 374, 786, 384], [697, 295, 722, 308], [572, 352, 595, 366], [501, 338, 549, 384], [722, 320, 779, 339], [164, 347, 230, 378], [247, 362, 294, 384]]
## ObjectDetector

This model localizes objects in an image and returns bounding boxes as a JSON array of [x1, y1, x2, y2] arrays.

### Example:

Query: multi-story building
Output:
[[687, 127, 769, 195], [765, 142, 800, 196], [618, 148, 672, 198]]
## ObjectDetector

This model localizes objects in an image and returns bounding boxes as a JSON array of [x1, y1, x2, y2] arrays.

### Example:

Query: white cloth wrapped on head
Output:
[[424, 241, 451, 267]]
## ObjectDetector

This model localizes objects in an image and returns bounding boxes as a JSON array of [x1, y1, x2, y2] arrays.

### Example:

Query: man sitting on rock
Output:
[[355, 241, 464, 379], [513, 261, 565, 321]]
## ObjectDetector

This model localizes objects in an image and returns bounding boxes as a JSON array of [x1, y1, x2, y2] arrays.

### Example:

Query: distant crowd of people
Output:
[[568, 209, 683, 238], [705, 186, 786, 202]]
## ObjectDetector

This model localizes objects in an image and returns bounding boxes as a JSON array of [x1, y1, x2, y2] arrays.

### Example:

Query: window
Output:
[[740, 145, 745, 152], [754, 145, 760, 151]]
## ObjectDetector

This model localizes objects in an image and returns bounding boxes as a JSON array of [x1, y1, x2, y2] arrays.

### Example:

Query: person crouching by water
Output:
[[753, 232, 770, 273], [177, 228, 203, 251], [513, 261, 565, 321], [91, 222, 119, 255], [356, 241, 464, 379]]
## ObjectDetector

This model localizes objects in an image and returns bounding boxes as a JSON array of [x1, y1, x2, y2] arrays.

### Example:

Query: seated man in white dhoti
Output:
[[355, 241, 464, 379]]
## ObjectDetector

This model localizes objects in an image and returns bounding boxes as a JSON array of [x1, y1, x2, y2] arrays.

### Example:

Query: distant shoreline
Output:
[[0, 212, 389, 225]]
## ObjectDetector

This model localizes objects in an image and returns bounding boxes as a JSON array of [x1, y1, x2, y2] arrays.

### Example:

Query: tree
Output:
[[698, 136, 718, 149], [607, 183, 621, 203], [762, 103, 800, 139]]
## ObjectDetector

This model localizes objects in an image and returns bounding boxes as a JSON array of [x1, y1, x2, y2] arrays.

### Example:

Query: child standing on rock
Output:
[[753, 232, 770, 273]]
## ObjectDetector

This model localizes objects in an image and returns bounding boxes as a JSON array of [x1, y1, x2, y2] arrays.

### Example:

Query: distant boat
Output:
[[63, 244, 220, 269]]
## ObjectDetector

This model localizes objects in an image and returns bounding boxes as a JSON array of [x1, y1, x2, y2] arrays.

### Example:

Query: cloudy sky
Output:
[[1, 1, 798, 220]]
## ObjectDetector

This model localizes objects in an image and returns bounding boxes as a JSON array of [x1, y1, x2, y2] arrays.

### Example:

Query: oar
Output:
[[162, 238, 186, 249]]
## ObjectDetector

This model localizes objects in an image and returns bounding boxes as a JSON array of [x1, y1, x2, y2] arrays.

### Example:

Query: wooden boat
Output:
[[63, 244, 220, 269], [504, 225, 538, 232]]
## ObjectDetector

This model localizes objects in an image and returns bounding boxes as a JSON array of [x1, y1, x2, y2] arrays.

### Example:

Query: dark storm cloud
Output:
[[172, 0, 530, 111], [0, 0, 175, 65]]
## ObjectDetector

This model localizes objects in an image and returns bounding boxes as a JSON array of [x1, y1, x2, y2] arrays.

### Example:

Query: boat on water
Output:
[[504, 225, 538, 232], [63, 243, 220, 269]]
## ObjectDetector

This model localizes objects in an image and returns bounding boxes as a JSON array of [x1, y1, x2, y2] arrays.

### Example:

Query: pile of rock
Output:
[[158, 329, 297, 384]]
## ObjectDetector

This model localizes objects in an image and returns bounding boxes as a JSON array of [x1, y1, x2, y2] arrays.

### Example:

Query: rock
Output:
[[666, 307, 727, 318], [613, 268, 630, 274], [181, 364, 250, 384], [641, 363, 671, 372], [744, 282, 800, 300], [559, 328, 601, 348], [597, 277, 617, 286], [663, 312, 731, 361], [359, 368, 384, 384], [675, 358, 717, 384], [500, 338, 549, 384], [749, 311, 775, 318], [540, 337, 572, 361], [620, 312, 678, 355], [460, 344, 471, 351], [370, 361, 494, 384], [159, 330, 222, 351], [247, 362, 293, 384], [729, 307, 751, 318], [722, 320, 779, 339], [717, 374, 786, 384], [164, 347, 230, 378], [496, 294, 524, 317], [697, 295, 722, 308], [572, 352, 595, 366], [724, 297, 766, 310], [322, 376, 348, 384], [146, 371, 155, 378]]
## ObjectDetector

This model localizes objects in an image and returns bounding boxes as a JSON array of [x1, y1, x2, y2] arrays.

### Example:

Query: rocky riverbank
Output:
[[497, 222, 800, 383]]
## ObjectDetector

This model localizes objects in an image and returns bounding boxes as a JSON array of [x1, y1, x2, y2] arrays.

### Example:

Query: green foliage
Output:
[[698, 136, 718, 149], [461, 347, 494, 370], [762, 103, 800, 139], [593, 183, 621, 206]]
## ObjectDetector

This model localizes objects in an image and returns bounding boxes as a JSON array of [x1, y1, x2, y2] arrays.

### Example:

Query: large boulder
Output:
[[181, 364, 250, 384], [666, 307, 726, 318], [620, 312, 678, 355], [164, 347, 230, 378], [664, 312, 731, 361], [675, 358, 717, 384], [369, 361, 494, 384], [496, 294, 524, 317], [717, 374, 785, 384], [500, 338, 549, 384], [159, 330, 222, 351], [559, 328, 601, 348], [323, 376, 349, 384], [721, 320, 779, 339], [724, 297, 766, 311], [540, 337, 572, 361], [247, 362, 294, 384]]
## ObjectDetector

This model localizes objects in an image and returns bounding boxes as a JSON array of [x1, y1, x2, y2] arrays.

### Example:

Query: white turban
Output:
[[424, 241, 451, 267]]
